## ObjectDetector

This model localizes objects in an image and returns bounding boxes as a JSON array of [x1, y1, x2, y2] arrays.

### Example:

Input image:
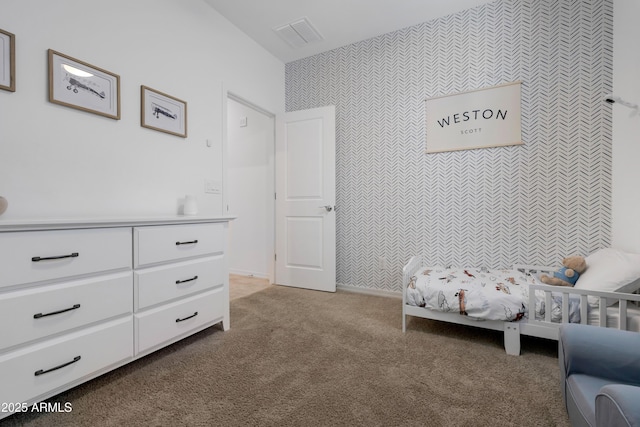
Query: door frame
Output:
[[222, 86, 276, 285]]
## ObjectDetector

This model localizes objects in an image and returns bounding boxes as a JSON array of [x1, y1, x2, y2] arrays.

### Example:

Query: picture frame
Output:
[[140, 85, 187, 138], [425, 81, 522, 153], [0, 29, 15, 92], [48, 49, 120, 120]]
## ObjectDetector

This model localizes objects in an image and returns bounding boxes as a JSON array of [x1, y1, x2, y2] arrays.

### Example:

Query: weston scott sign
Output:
[[425, 81, 522, 153]]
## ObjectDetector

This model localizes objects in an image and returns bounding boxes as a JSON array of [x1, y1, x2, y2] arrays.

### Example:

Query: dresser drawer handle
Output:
[[32, 252, 79, 262], [176, 312, 198, 323], [34, 304, 81, 319], [175, 240, 198, 246], [176, 276, 198, 284], [34, 356, 81, 377], [33, 304, 80, 319]]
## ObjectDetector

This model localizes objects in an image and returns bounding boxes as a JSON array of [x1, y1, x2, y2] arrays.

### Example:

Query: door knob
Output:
[[319, 205, 333, 212]]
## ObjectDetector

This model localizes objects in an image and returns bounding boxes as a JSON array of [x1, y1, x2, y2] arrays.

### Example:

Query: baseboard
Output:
[[337, 284, 402, 299], [229, 269, 269, 280]]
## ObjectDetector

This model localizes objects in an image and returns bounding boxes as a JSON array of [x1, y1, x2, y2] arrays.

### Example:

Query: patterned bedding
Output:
[[406, 266, 581, 322]]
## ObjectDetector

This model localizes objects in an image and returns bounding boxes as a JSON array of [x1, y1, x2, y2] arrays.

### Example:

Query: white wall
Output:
[[0, 0, 284, 219], [227, 98, 274, 279], [612, 0, 640, 253]]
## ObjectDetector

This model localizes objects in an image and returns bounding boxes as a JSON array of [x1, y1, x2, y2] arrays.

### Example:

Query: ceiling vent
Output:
[[273, 17, 323, 48]]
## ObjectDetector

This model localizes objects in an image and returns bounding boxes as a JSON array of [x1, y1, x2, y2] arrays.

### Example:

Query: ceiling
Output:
[[204, 0, 496, 63]]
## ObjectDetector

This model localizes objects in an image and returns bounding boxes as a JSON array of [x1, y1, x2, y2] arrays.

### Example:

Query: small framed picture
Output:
[[140, 85, 187, 138], [0, 29, 15, 92], [48, 49, 120, 120]]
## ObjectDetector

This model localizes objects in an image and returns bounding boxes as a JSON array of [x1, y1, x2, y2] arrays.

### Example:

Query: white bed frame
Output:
[[402, 256, 640, 355]]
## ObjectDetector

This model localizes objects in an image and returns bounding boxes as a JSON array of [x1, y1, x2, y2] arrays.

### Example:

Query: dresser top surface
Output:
[[0, 215, 237, 232]]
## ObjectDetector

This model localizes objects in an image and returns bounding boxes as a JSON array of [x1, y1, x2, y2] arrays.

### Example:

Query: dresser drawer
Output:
[[133, 223, 226, 267], [0, 317, 133, 406], [0, 228, 132, 289], [135, 288, 224, 354], [135, 256, 224, 310], [0, 272, 132, 351]]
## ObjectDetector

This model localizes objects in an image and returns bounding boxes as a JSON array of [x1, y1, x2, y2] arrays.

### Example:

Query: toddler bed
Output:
[[402, 249, 640, 355]]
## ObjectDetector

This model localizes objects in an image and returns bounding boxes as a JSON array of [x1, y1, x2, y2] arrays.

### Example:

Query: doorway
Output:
[[225, 93, 275, 284]]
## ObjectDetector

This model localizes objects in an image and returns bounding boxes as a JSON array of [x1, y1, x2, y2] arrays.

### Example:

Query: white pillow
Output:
[[574, 248, 640, 306]]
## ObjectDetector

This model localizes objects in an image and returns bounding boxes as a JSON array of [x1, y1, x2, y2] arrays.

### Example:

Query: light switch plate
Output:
[[204, 179, 221, 194]]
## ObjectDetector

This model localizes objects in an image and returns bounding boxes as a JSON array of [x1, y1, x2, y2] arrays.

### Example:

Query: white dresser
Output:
[[0, 216, 233, 419]]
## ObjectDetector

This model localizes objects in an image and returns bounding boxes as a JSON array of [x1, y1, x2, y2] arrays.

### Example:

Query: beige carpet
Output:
[[2, 285, 569, 427]]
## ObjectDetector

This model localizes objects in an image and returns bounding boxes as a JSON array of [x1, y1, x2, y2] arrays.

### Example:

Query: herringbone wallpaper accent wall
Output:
[[285, 0, 613, 292]]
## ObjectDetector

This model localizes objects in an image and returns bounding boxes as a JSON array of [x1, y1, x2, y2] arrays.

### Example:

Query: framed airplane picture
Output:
[[0, 28, 15, 92], [48, 49, 120, 119], [140, 85, 187, 138]]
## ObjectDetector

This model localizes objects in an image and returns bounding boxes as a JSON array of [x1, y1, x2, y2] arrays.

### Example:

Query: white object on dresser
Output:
[[0, 215, 234, 420], [183, 195, 198, 215], [0, 196, 7, 215]]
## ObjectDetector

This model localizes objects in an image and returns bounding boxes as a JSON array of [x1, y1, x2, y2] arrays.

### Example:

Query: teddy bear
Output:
[[540, 256, 587, 287]]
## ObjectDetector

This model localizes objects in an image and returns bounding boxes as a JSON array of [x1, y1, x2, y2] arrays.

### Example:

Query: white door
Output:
[[275, 106, 336, 292]]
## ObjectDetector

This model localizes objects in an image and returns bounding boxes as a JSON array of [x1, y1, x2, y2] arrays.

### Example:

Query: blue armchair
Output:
[[559, 324, 640, 427]]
